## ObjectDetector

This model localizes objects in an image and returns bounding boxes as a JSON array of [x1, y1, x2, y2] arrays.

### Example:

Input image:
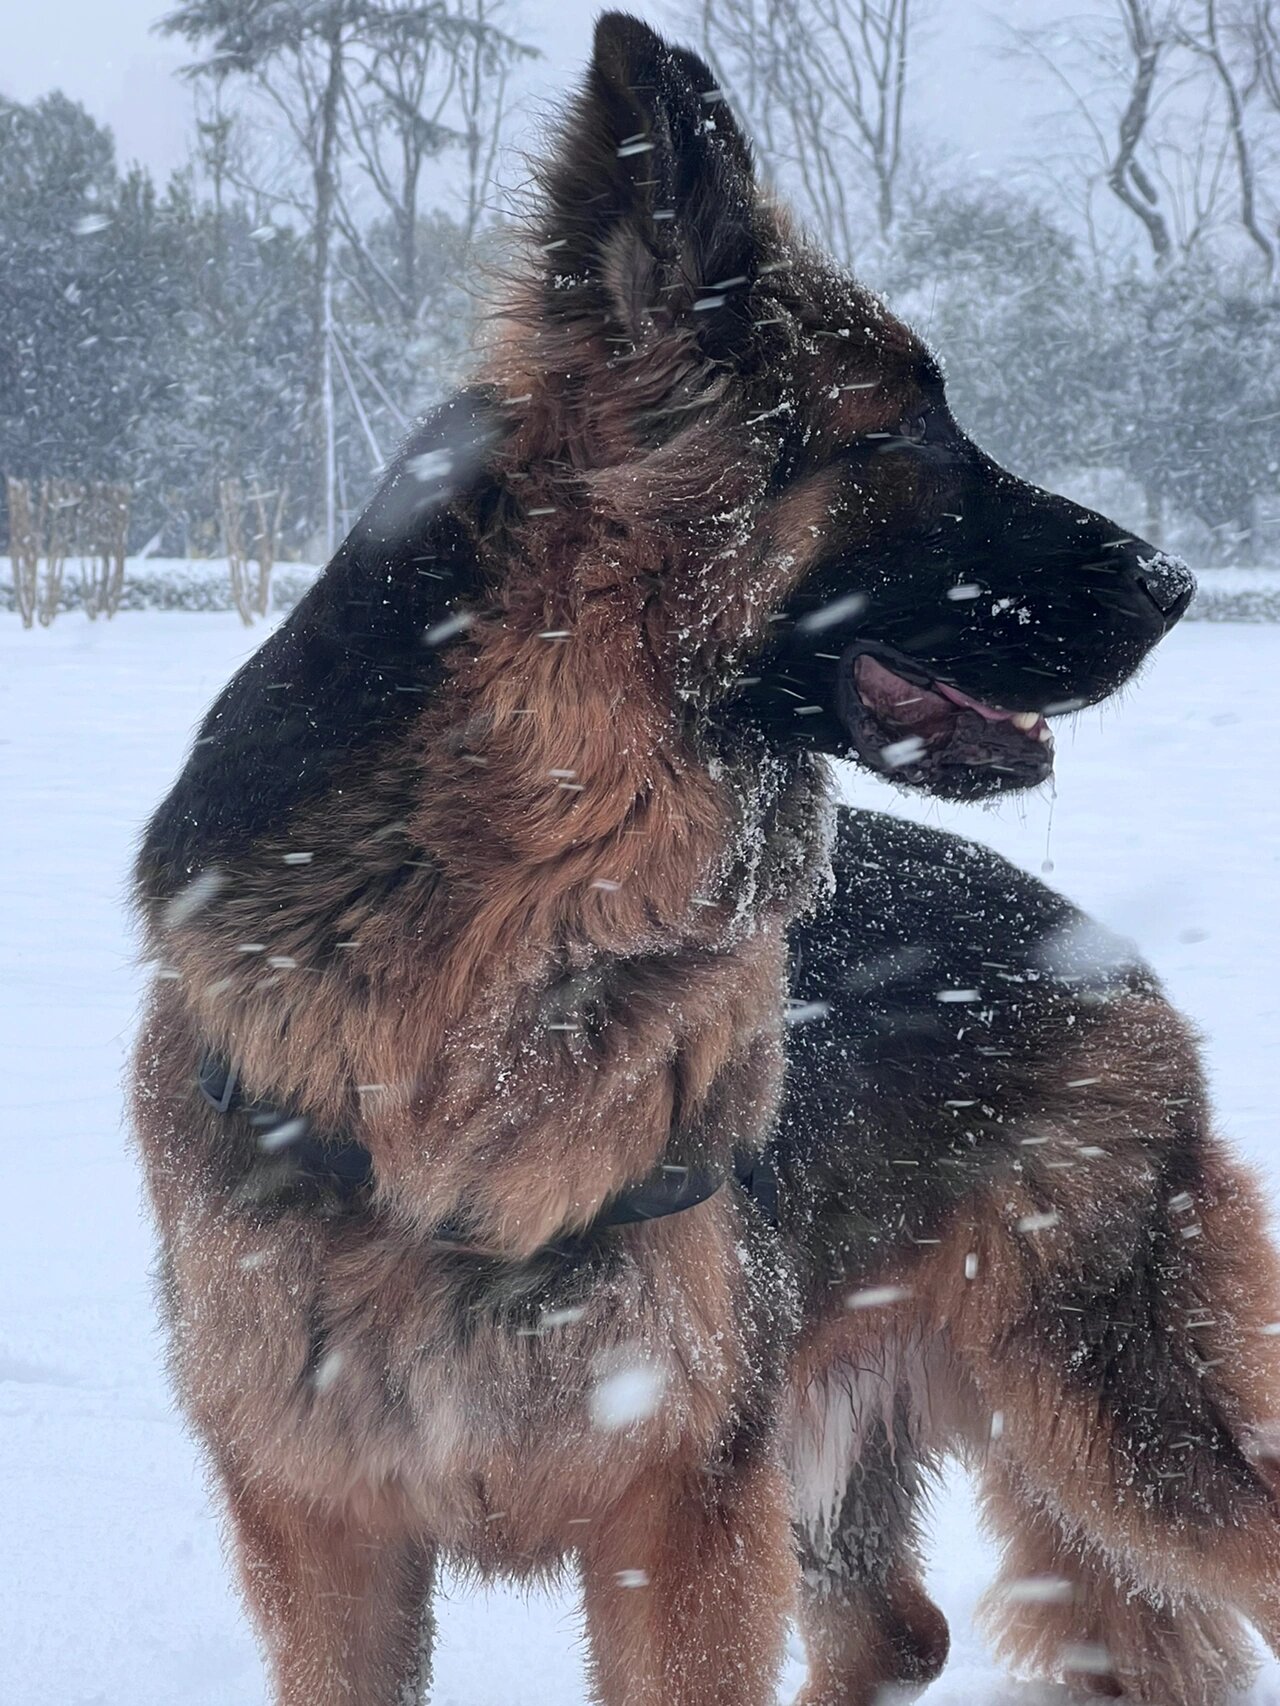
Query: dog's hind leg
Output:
[[579, 1446, 796, 1706], [221, 1464, 437, 1706], [976, 1454, 1256, 1705], [788, 1352, 949, 1706], [922, 1111, 1280, 1704]]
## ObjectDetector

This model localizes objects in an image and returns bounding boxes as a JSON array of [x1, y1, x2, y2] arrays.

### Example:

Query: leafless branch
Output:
[[701, 0, 917, 251], [1177, 0, 1277, 273]]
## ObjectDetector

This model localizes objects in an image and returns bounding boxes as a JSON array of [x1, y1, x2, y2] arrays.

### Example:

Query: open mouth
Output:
[[838, 649, 1055, 799]]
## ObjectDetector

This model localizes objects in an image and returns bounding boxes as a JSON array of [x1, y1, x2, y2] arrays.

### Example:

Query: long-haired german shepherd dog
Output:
[[130, 14, 1280, 1705]]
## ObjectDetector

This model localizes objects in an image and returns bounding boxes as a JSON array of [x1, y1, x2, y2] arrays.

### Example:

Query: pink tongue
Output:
[[934, 681, 1013, 724]]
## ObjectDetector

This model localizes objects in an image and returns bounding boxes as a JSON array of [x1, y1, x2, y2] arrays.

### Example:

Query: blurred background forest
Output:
[[2, 0, 1279, 573]]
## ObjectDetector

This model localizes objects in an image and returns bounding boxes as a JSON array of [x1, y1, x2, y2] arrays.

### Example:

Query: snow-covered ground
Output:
[[2, 611, 1278, 1705]]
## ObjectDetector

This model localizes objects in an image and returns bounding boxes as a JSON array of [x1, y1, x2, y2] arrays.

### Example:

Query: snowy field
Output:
[[2, 610, 1279, 1705]]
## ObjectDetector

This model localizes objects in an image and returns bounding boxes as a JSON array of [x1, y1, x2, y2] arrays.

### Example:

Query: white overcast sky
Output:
[[0, 1, 1067, 191]]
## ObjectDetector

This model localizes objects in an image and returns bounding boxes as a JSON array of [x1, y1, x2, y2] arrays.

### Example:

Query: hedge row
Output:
[[3, 569, 1278, 621]]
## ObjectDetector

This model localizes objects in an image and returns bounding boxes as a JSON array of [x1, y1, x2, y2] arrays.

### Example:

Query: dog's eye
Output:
[[902, 411, 929, 443]]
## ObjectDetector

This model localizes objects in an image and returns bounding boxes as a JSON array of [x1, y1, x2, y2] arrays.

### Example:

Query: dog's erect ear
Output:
[[540, 12, 758, 354]]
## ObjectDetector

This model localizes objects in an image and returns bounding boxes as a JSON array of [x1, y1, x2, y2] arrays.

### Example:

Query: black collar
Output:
[[196, 1051, 775, 1248]]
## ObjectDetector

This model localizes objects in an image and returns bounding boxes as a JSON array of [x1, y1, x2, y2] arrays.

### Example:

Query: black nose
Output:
[[1134, 548, 1195, 629]]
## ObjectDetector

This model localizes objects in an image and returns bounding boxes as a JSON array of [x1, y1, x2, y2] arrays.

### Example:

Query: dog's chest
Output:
[[188, 1206, 783, 1563]]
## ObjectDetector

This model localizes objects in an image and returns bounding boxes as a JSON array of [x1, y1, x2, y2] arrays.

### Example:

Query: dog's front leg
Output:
[[220, 1463, 437, 1706], [580, 1447, 796, 1706]]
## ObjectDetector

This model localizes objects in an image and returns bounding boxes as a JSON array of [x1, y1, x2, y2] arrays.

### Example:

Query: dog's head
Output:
[[490, 12, 1192, 803]]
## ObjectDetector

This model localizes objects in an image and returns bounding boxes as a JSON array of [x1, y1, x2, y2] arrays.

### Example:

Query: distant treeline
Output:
[[2, 0, 1279, 564], [0, 89, 476, 560]]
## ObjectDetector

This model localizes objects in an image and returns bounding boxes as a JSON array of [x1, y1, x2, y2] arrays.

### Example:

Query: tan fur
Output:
[[220, 1467, 437, 1706], [132, 199, 840, 1695], [977, 1460, 1257, 1705], [131, 245, 1280, 1706], [783, 995, 1280, 1706], [797, 1572, 950, 1706], [580, 1454, 798, 1706], [128, 23, 1280, 1704]]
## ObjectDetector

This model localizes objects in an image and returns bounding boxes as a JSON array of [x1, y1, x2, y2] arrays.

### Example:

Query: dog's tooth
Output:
[[1011, 711, 1040, 731], [1038, 726, 1053, 743]]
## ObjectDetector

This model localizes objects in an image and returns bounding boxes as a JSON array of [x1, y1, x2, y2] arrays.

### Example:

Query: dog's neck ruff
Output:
[[196, 1052, 775, 1250]]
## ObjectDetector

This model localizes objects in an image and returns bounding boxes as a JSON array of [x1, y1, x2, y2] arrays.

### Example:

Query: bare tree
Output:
[[161, 2, 534, 546], [220, 476, 253, 625], [221, 478, 288, 621], [1107, 0, 1178, 262], [1178, 0, 1277, 275], [1004, 1, 1182, 266], [701, 0, 916, 254], [334, 0, 531, 329], [7, 478, 41, 630], [1245, 0, 1280, 109], [1007, 0, 1279, 271], [3, 479, 127, 624], [1231, 2, 1280, 250], [453, 0, 528, 241], [337, 4, 467, 330], [161, 2, 369, 553], [78, 483, 130, 619], [44, 480, 82, 624], [248, 484, 288, 617]]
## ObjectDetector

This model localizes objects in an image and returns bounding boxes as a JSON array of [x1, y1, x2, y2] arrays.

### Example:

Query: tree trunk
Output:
[[1143, 483, 1164, 548], [1237, 495, 1257, 565], [322, 268, 337, 558], [311, 23, 345, 556]]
